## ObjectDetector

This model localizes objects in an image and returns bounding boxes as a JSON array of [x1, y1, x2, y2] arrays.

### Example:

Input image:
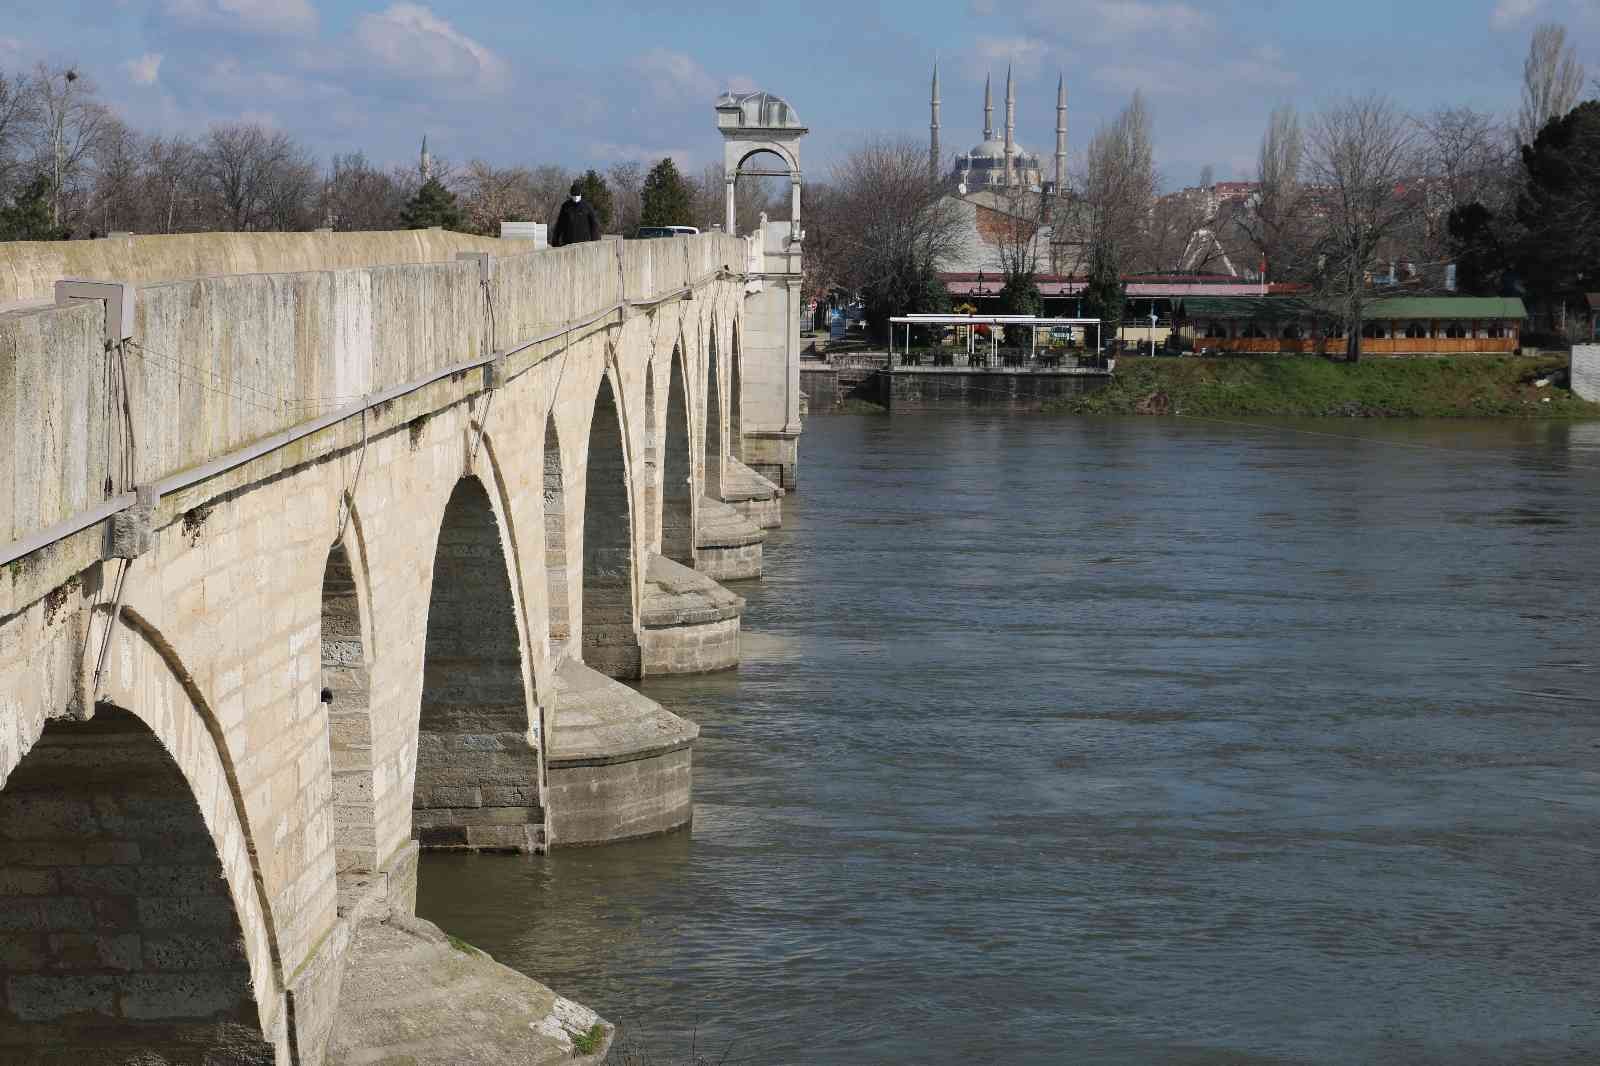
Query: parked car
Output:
[[635, 226, 700, 239]]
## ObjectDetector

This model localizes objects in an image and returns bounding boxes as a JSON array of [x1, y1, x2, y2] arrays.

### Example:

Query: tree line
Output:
[[0, 61, 788, 241], [803, 21, 1600, 357]]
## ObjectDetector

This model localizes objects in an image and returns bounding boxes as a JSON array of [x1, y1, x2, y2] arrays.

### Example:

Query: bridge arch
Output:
[[0, 612, 283, 1061], [320, 510, 379, 884], [580, 369, 641, 679], [703, 316, 725, 499], [661, 341, 696, 566], [730, 318, 745, 462], [413, 474, 543, 852], [642, 357, 660, 553], [544, 413, 571, 660]]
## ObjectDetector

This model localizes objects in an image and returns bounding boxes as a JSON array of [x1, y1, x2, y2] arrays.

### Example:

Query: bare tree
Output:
[[525, 164, 573, 233], [608, 161, 644, 235], [806, 136, 965, 337], [1305, 94, 1419, 360], [321, 152, 406, 231], [198, 123, 316, 231], [27, 63, 113, 231], [1239, 103, 1311, 282], [87, 117, 143, 234], [256, 140, 319, 232], [1418, 106, 1515, 214], [141, 135, 202, 233], [0, 68, 36, 198], [1075, 91, 1158, 272], [1518, 23, 1585, 146], [457, 160, 534, 234]]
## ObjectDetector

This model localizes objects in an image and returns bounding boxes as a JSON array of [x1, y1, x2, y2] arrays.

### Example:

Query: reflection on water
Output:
[[419, 415, 1600, 1065]]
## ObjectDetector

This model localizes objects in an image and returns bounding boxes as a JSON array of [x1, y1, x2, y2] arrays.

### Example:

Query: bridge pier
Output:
[[546, 660, 698, 845]]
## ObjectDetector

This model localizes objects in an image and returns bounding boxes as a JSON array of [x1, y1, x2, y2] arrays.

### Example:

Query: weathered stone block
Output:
[[7, 974, 117, 1020], [118, 971, 252, 1020]]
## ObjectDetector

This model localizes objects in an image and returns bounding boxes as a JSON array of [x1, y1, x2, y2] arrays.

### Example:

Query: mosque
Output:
[[930, 63, 1067, 196]]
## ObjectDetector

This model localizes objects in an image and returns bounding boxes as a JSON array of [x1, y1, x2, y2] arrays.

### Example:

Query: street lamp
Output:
[[1149, 305, 1158, 357]]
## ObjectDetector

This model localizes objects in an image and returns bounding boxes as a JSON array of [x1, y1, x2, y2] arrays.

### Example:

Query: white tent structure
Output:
[[888, 314, 1103, 367]]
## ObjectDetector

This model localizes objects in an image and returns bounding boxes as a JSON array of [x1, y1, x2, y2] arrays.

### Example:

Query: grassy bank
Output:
[[1049, 354, 1600, 418]]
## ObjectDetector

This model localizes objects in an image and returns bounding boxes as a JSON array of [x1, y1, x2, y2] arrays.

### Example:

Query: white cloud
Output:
[[163, 0, 318, 36], [632, 48, 719, 104], [974, 36, 1052, 79], [124, 53, 164, 86], [1022, 0, 1213, 45], [589, 140, 697, 170], [355, 4, 509, 94], [1093, 44, 1296, 98], [1491, 0, 1542, 28]]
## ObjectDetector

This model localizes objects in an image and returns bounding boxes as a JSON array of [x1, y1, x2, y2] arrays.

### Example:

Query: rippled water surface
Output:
[[419, 414, 1600, 1065]]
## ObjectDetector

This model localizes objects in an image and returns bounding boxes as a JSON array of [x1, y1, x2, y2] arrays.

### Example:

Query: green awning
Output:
[[1179, 295, 1526, 321]]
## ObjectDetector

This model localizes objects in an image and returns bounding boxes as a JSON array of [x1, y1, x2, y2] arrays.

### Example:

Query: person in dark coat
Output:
[[550, 182, 600, 247]]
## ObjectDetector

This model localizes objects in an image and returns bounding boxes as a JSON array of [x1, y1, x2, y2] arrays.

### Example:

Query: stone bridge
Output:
[[0, 225, 802, 1063]]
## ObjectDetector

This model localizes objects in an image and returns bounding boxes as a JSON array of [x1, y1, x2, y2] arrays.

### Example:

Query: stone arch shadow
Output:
[[411, 446, 545, 853], [660, 334, 697, 568], [320, 501, 382, 894], [580, 363, 643, 680], [0, 610, 285, 1062]]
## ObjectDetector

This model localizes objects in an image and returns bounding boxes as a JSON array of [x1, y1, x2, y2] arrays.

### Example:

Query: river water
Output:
[[419, 413, 1600, 1065]]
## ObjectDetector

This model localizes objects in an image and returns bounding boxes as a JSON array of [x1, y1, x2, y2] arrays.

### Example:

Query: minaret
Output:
[[1004, 64, 1016, 187], [1054, 74, 1067, 196], [420, 134, 432, 181], [930, 61, 941, 185], [983, 73, 993, 141]]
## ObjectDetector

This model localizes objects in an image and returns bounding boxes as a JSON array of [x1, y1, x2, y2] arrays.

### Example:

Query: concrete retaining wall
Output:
[[1572, 345, 1600, 402], [800, 365, 839, 411], [883, 368, 1110, 410]]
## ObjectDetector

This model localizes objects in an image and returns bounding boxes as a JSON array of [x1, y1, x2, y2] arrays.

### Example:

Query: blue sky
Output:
[[2, 0, 1596, 186]]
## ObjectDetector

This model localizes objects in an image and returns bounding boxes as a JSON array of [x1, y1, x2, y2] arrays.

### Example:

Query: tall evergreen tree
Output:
[[576, 169, 614, 233], [640, 158, 692, 228], [399, 177, 463, 231], [1081, 241, 1124, 345], [0, 175, 71, 240], [1516, 100, 1600, 302]]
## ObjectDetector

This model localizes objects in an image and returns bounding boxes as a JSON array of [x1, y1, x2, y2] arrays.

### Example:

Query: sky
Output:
[[2, 0, 1597, 188]]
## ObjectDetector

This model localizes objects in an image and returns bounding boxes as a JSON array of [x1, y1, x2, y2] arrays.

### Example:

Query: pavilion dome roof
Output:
[[716, 90, 803, 130]]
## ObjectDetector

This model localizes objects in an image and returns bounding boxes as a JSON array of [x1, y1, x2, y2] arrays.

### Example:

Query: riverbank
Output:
[[1046, 354, 1600, 418]]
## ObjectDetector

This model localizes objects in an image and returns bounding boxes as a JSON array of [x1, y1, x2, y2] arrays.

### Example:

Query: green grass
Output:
[[445, 934, 480, 956], [1048, 354, 1600, 419], [572, 1023, 606, 1056]]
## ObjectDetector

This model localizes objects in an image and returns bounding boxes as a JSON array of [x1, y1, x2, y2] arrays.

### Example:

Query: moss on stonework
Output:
[[446, 934, 480, 956], [573, 1023, 605, 1055]]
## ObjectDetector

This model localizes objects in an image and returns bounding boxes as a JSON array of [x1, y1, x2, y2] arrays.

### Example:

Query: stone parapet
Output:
[[546, 660, 698, 846], [1572, 345, 1600, 402]]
